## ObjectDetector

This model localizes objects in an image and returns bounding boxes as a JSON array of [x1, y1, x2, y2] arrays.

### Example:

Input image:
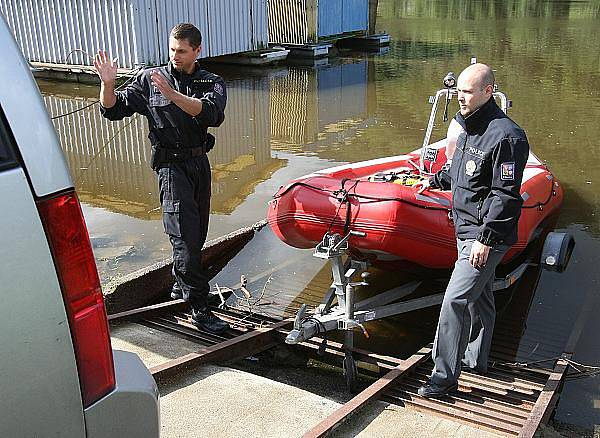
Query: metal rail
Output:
[[109, 303, 290, 383], [108, 289, 569, 436], [517, 355, 570, 438], [150, 319, 291, 382], [302, 346, 432, 438], [302, 346, 570, 437]]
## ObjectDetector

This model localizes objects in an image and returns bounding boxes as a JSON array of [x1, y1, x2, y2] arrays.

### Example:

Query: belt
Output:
[[159, 145, 207, 160], [150, 134, 216, 170], [150, 144, 206, 170]]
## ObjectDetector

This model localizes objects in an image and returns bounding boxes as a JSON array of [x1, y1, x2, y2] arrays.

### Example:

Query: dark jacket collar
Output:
[[166, 60, 201, 78], [454, 97, 503, 134]]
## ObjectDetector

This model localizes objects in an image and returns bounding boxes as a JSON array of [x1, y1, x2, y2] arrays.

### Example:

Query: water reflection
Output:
[[270, 59, 376, 152], [42, 77, 284, 218], [41, 58, 377, 218], [380, 0, 600, 19], [38, 57, 376, 283]]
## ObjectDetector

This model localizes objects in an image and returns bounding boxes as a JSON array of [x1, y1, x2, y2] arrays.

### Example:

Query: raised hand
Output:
[[93, 50, 117, 85], [150, 70, 176, 100]]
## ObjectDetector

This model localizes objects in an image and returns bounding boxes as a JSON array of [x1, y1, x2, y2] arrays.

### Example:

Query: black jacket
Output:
[[430, 98, 529, 246], [100, 61, 226, 149]]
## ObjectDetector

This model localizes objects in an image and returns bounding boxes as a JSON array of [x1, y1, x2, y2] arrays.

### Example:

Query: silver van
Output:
[[0, 14, 159, 438]]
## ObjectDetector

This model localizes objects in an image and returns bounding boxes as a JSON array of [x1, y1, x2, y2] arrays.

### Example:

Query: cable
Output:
[[274, 168, 557, 216], [326, 179, 360, 234], [62, 48, 94, 64], [50, 62, 144, 120], [50, 101, 97, 120], [521, 176, 556, 209], [304, 316, 327, 336], [73, 116, 137, 184], [494, 355, 600, 381]]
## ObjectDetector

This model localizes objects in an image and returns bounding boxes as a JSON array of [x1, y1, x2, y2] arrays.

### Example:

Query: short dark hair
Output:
[[171, 23, 202, 49]]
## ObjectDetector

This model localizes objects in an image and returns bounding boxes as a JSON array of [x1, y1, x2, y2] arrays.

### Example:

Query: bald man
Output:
[[418, 64, 529, 398]]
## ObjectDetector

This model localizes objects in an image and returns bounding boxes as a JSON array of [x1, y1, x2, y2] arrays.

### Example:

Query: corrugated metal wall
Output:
[[342, 0, 369, 33], [269, 0, 367, 45], [0, 0, 269, 68], [250, 0, 268, 51], [268, 0, 310, 45], [0, 0, 139, 66], [318, 0, 343, 37]]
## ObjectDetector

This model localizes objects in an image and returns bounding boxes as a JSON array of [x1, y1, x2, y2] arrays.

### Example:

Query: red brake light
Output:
[[37, 190, 115, 407]]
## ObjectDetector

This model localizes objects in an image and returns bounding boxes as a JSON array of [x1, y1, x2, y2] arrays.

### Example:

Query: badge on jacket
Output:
[[501, 162, 515, 180], [150, 86, 171, 107], [465, 160, 476, 176]]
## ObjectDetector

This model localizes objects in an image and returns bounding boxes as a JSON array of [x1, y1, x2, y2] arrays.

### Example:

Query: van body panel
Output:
[[85, 351, 161, 438], [0, 167, 86, 437]]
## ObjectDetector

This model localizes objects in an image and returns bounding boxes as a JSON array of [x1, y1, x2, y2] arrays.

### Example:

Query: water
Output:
[[39, 0, 600, 429]]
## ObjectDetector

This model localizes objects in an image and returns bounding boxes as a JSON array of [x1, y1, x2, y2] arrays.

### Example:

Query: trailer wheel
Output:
[[541, 232, 575, 273], [343, 352, 358, 393]]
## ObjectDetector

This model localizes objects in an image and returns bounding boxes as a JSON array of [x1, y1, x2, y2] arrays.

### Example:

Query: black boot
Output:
[[171, 283, 183, 300], [417, 380, 458, 398], [191, 308, 230, 334]]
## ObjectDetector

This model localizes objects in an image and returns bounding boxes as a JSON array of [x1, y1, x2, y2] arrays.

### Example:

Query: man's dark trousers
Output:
[[158, 155, 211, 310], [430, 239, 509, 386]]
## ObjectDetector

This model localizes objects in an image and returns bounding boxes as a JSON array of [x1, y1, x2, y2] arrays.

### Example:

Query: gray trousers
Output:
[[430, 238, 509, 386]]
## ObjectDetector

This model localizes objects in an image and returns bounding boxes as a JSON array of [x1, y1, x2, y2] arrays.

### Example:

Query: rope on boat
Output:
[[325, 178, 359, 234], [273, 179, 451, 212], [521, 174, 556, 210], [273, 171, 557, 212]]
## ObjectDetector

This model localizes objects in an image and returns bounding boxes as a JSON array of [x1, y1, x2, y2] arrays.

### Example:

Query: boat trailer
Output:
[[106, 221, 576, 437], [286, 229, 575, 391]]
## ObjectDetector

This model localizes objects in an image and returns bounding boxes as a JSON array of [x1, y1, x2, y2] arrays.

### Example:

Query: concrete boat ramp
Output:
[[106, 223, 571, 437], [109, 314, 500, 438]]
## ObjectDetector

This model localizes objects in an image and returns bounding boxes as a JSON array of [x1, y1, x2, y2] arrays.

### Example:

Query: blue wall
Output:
[[317, 0, 368, 38]]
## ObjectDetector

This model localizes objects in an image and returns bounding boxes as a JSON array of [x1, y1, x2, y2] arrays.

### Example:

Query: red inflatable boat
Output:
[[267, 87, 563, 270]]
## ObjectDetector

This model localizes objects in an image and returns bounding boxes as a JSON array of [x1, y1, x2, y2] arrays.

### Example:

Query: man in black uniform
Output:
[[416, 63, 529, 397], [94, 23, 229, 333]]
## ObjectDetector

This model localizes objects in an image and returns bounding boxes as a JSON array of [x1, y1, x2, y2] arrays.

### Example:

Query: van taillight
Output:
[[36, 190, 115, 407]]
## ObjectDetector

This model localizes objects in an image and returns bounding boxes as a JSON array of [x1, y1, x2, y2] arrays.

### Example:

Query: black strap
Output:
[[157, 145, 206, 160], [167, 147, 206, 159]]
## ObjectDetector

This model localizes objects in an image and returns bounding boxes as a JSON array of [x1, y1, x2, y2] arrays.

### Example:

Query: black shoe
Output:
[[465, 367, 487, 376], [170, 283, 183, 300], [461, 360, 487, 376], [191, 309, 230, 334], [417, 380, 458, 398]]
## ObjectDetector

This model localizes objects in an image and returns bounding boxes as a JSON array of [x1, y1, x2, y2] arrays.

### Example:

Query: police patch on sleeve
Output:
[[214, 82, 224, 95], [501, 162, 515, 180]]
